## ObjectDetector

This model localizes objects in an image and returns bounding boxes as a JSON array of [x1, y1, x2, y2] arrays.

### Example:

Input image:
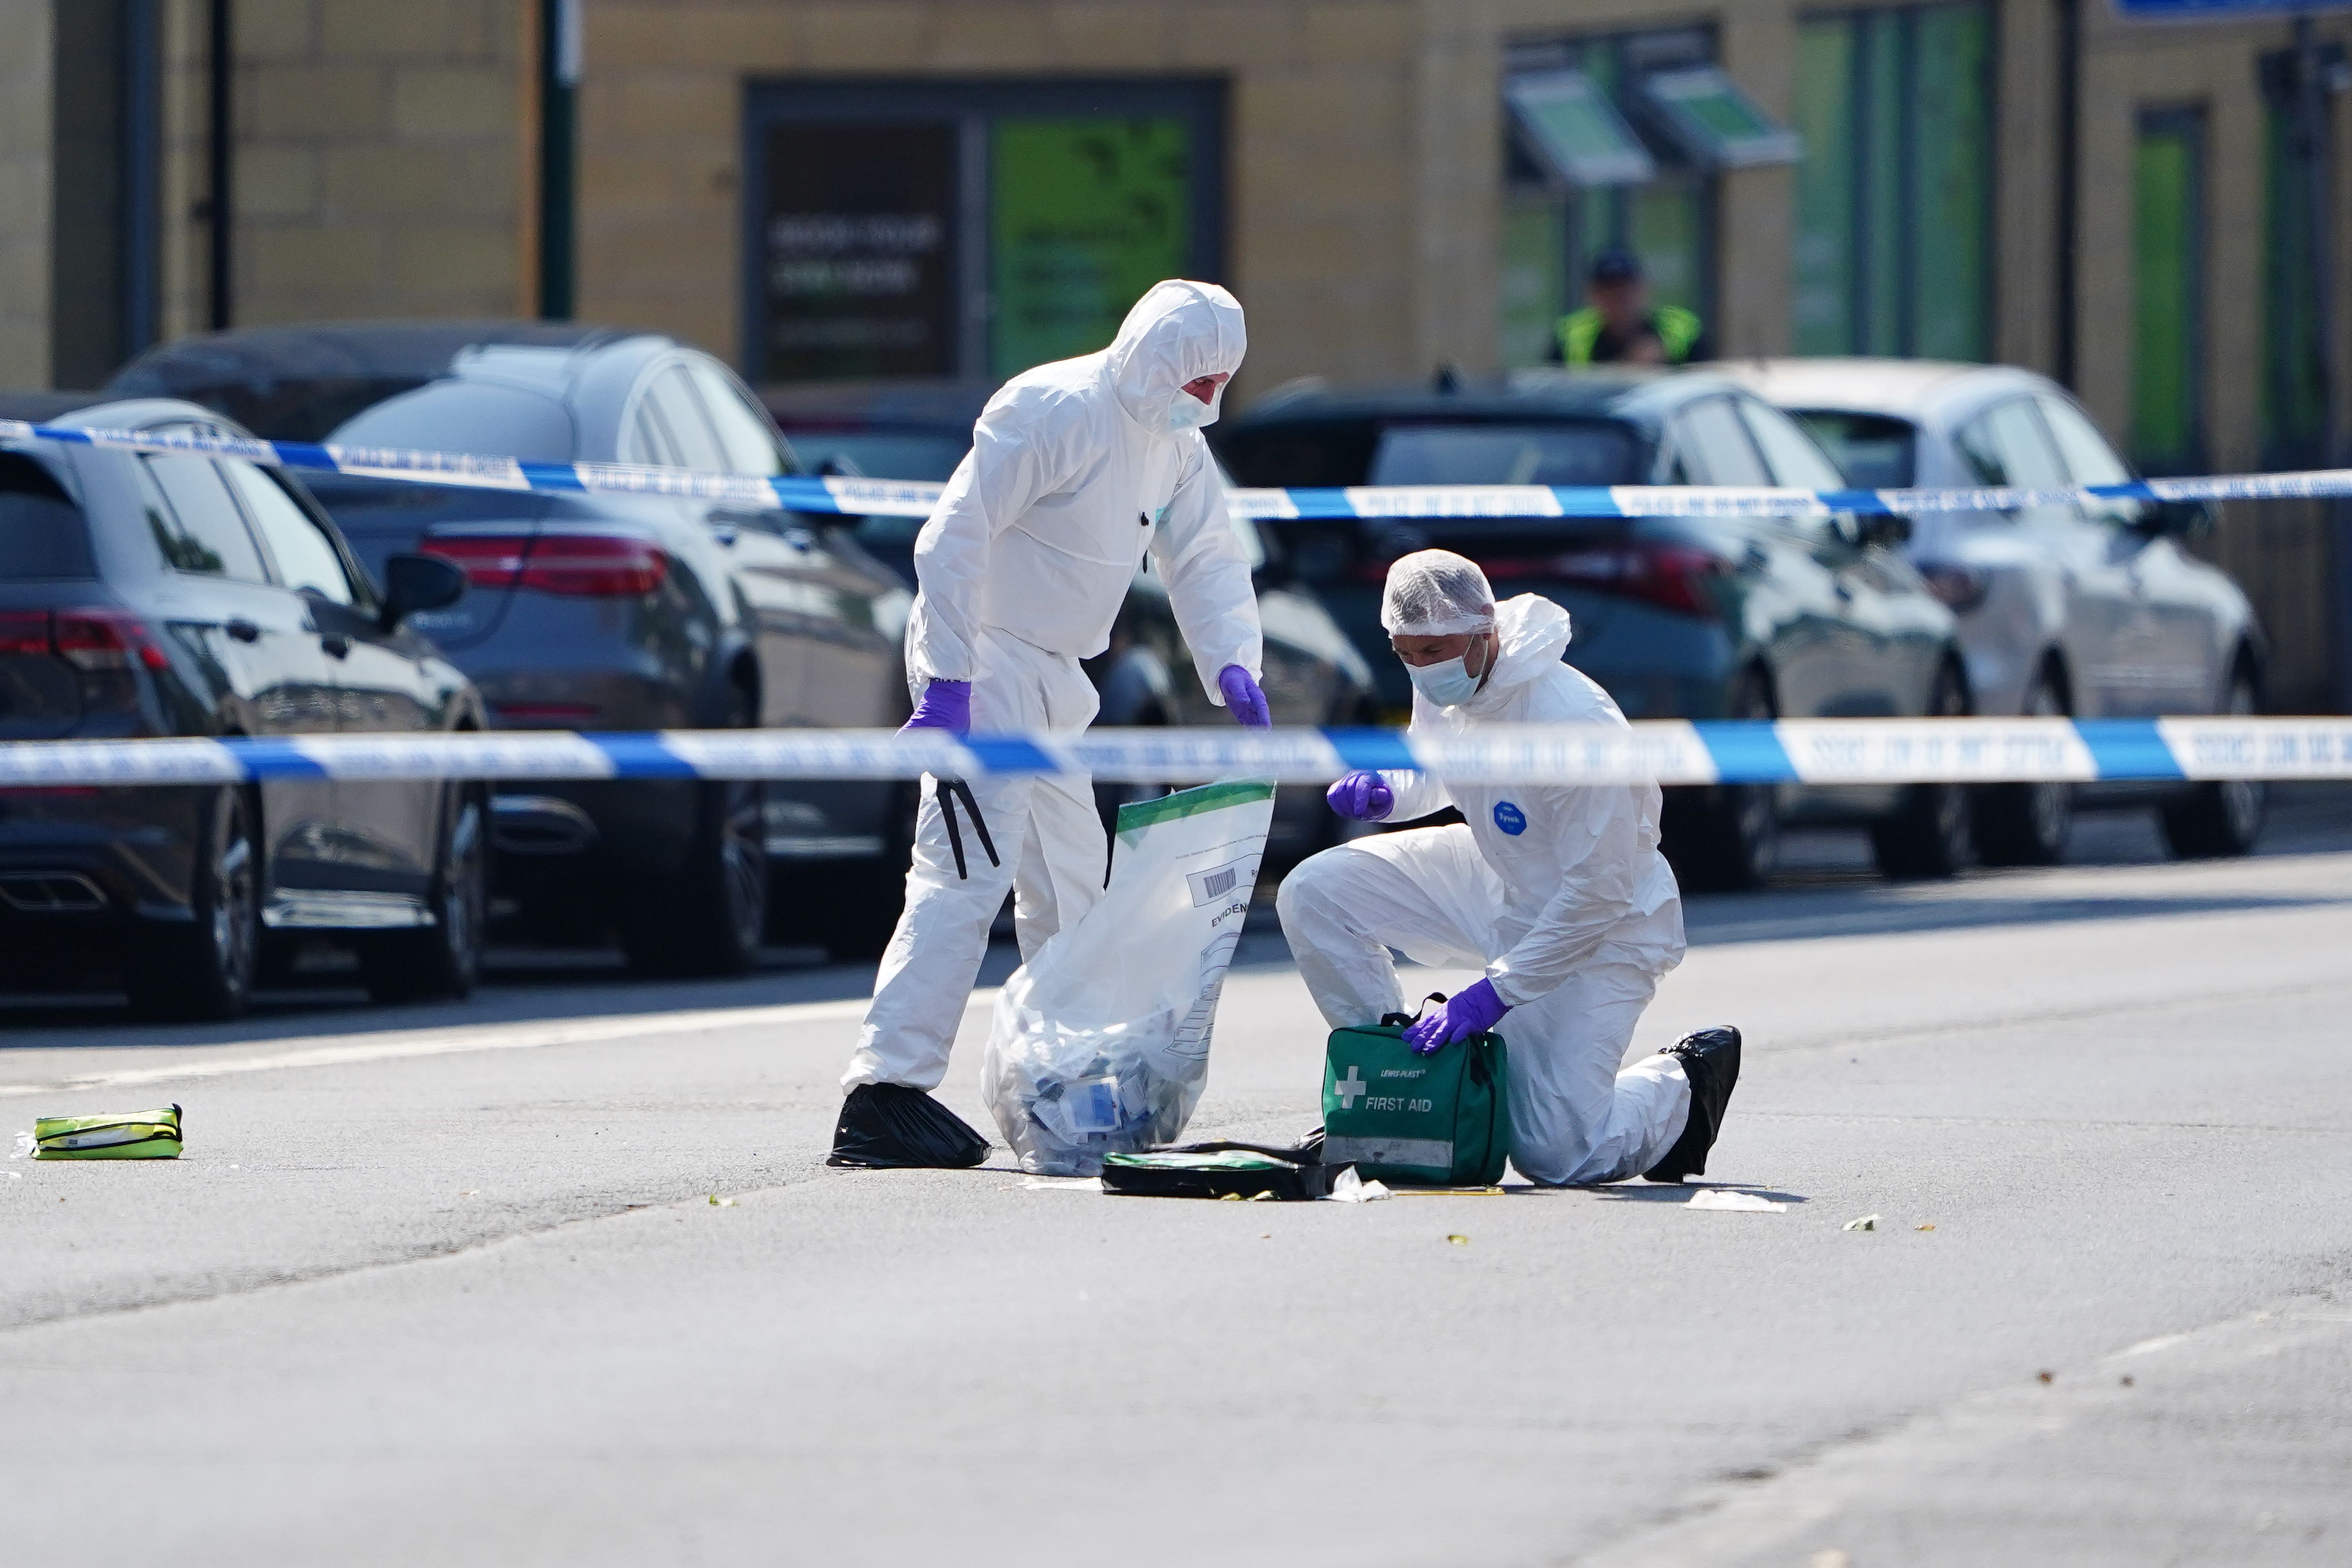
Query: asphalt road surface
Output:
[[5, 793, 2350, 1566]]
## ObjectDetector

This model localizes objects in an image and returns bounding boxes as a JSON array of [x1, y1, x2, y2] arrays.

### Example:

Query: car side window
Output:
[[682, 359, 786, 477], [1736, 399, 1847, 492], [141, 455, 271, 582], [1663, 397, 1772, 487], [646, 366, 726, 473], [222, 461, 356, 605], [1954, 398, 2067, 490], [2035, 393, 2145, 526], [626, 397, 680, 468]]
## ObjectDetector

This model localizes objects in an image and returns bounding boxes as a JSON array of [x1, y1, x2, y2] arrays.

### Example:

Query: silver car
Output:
[[1720, 360, 2265, 865]]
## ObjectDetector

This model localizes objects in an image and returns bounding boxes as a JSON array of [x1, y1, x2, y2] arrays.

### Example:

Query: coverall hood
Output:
[[1464, 594, 1574, 714], [1103, 280, 1249, 434]]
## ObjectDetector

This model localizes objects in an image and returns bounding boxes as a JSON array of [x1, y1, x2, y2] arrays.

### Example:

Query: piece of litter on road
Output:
[[10, 1131, 30, 1159], [707, 1194, 735, 1207], [2036, 1369, 2054, 1384], [1446, 1234, 1469, 1246], [1686, 1188, 1785, 1212], [1018, 1176, 1102, 1192], [1808, 1551, 1852, 1568], [1323, 1167, 1392, 1203], [31, 1105, 182, 1160], [1842, 1213, 1880, 1231], [1916, 1222, 1936, 1231], [5, 1169, 19, 1179]]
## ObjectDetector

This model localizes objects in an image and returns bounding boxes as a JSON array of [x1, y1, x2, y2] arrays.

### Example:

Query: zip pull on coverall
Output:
[[845, 281, 1266, 1092], [1276, 594, 1693, 1184]]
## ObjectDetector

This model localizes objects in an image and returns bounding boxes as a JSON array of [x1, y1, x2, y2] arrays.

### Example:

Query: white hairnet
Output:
[[1380, 549, 1497, 636]]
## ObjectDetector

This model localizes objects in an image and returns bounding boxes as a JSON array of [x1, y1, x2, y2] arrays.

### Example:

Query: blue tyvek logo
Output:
[[1493, 800, 1527, 835]]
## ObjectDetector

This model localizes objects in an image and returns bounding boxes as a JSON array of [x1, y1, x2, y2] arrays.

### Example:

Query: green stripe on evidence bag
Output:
[[1113, 779, 1277, 842]]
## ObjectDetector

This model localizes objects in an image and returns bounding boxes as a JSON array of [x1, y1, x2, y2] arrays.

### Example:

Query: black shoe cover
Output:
[[827, 1083, 991, 1169], [1642, 1025, 1742, 1183]]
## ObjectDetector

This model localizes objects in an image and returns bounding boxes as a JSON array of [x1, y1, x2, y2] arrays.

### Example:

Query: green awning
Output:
[[1504, 71, 1655, 188], [1639, 67, 1803, 169]]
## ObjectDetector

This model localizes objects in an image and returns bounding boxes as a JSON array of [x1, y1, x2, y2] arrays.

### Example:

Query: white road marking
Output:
[[0, 991, 998, 1099]]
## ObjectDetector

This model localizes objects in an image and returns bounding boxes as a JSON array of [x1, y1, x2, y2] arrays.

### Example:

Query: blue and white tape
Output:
[[9, 417, 2352, 521], [3, 719, 2349, 791]]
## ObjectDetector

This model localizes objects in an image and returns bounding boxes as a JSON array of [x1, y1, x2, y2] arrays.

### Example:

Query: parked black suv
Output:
[[0, 393, 480, 1018], [1214, 370, 1976, 887]]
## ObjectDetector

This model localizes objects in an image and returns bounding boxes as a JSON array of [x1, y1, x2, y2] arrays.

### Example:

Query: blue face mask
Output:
[[1167, 384, 1223, 431], [1406, 654, 1483, 707]]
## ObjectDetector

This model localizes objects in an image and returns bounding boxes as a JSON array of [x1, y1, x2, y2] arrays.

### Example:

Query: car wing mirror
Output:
[[379, 552, 467, 630]]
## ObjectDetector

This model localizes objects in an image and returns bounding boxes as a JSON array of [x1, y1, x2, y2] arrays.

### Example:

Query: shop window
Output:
[[2132, 109, 2206, 474], [1791, 5, 1993, 361], [743, 80, 1224, 385], [1499, 29, 1795, 368]]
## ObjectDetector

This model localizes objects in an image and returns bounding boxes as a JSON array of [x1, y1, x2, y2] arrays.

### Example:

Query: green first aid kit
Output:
[[1321, 1011, 1508, 1186], [32, 1104, 182, 1159]]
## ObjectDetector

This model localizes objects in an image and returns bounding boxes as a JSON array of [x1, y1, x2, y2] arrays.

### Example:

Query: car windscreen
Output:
[[327, 381, 578, 464], [1789, 411, 1916, 489], [1216, 417, 1637, 488], [782, 430, 970, 483], [0, 454, 94, 579]]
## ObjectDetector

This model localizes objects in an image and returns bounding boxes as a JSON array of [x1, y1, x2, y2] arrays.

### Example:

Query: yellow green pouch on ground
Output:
[[34, 1104, 182, 1160]]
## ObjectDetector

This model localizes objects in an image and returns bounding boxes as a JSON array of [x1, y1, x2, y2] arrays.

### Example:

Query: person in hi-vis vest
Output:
[[1551, 248, 1710, 367]]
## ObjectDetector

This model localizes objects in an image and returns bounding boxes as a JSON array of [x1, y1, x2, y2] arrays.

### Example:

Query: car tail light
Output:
[[1402, 542, 1727, 617], [0, 611, 50, 656], [0, 609, 169, 670], [52, 610, 172, 672], [424, 530, 669, 597]]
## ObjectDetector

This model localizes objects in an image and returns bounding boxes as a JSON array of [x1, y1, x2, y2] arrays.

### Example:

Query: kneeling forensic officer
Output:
[[1276, 550, 1739, 1184]]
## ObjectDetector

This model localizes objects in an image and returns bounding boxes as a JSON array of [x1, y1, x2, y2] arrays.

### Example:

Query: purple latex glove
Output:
[[900, 679, 971, 735], [1217, 664, 1271, 727], [1405, 978, 1510, 1054], [1326, 770, 1394, 822]]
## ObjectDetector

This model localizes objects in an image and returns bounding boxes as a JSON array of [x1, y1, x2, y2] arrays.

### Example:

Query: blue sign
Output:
[[1492, 800, 1528, 836], [2114, 0, 2348, 17]]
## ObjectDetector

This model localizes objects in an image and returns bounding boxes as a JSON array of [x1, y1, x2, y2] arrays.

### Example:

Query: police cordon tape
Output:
[[4, 719, 2351, 791], [11, 416, 2352, 521]]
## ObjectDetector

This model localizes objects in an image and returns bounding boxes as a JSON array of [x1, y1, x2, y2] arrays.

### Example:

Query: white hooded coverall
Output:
[[1276, 595, 1692, 1184], [846, 281, 1266, 1091]]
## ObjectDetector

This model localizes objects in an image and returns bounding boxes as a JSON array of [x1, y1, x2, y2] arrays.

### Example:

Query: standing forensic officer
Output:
[[1277, 550, 1740, 1185], [830, 280, 1271, 1168]]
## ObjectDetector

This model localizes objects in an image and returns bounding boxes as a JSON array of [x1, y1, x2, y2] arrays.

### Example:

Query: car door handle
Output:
[[223, 617, 261, 642], [320, 633, 352, 659]]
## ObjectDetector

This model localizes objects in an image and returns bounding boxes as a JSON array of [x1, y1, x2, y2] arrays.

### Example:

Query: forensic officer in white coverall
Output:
[[830, 280, 1270, 1169], [1277, 550, 1741, 1185]]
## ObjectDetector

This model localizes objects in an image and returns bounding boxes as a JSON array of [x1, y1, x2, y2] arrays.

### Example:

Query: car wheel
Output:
[[129, 787, 259, 1022], [769, 779, 916, 964], [622, 678, 769, 977], [2160, 662, 2266, 859], [1975, 665, 2074, 866], [620, 773, 770, 978], [1871, 660, 1976, 880], [1663, 668, 1780, 892], [359, 784, 487, 1004]]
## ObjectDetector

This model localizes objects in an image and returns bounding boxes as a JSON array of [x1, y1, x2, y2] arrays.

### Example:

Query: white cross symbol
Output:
[[1334, 1065, 1367, 1110]]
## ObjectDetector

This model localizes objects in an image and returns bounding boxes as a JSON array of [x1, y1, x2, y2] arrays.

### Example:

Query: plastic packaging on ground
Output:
[[984, 781, 1274, 1176], [29, 1105, 182, 1160]]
